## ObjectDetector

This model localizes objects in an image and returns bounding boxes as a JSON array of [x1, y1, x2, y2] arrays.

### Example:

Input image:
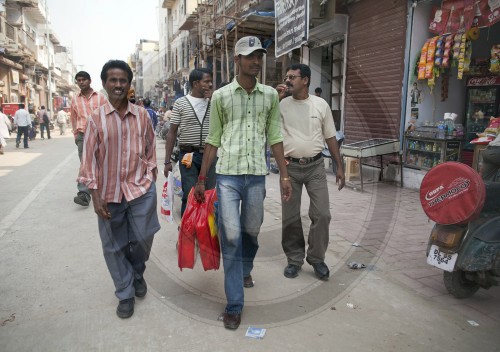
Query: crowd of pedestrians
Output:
[[0, 103, 72, 155], [4, 36, 346, 328]]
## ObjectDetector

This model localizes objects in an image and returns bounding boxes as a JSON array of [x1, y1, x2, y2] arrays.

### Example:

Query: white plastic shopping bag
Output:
[[161, 171, 175, 223], [172, 162, 183, 198]]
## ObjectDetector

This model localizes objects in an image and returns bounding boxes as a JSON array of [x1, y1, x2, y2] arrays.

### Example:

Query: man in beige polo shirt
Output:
[[277, 63, 345, 281]]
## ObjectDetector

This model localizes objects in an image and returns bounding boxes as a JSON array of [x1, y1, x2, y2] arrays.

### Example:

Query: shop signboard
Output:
[[467, 76, 500, 86], [2, 103, 19, 116], [275, 0, 309, 57]]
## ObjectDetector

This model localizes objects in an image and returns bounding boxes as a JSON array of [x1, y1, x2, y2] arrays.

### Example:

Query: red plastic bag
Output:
[[178, 189, 198, 270], [196, 189, 220, 271], [178, 188, 220, 271]]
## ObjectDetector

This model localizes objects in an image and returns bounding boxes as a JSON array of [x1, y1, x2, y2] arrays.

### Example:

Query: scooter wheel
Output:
[[443, 270, 480, 298]]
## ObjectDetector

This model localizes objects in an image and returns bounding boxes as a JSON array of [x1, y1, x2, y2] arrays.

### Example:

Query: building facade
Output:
[[0, 0, 76, 115]]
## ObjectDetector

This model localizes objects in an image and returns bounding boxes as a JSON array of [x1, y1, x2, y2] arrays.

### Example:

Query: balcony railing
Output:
[[6, 23, 16, 41], [23, 31, 37, 54]]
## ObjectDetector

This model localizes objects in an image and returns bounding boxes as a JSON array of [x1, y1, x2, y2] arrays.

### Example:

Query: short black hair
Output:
[[100, 60, 133, 84], [75, 71, 91, 81], [189, 68, 213, 87], [286, 63, 311, 87], [40, 105, 45, 109], [18, 103, 25, 109], [143, 98, 152, 107], [315, 87, 322, 94]]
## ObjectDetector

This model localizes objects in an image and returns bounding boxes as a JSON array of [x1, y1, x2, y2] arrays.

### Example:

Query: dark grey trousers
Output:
[[97, 183, 161, 300], [75, 132, 90, 196], [482, 146, 500, 181], [281, 158, 331, 266]]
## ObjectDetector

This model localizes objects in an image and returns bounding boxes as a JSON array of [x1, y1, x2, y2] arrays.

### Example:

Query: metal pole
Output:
[[45, 0, 52, 115]]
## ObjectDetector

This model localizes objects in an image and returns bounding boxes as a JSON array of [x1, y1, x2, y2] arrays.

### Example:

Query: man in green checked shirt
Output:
[[194, 36, 292, 330]]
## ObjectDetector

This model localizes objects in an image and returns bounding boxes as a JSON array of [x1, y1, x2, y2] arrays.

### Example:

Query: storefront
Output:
[[343, 0, 408, 143], [402, 0, 500, 189]]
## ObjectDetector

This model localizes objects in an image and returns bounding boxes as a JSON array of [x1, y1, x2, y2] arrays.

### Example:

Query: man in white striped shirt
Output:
[[163, 68, 217, 217]]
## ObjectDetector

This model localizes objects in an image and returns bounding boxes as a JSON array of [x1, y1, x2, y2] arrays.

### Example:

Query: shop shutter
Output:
[[343, 0, 407, 143]]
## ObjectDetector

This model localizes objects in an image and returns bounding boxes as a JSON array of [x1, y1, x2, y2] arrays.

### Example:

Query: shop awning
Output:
[[226, 12, 275, 44], [308, 14, 348, 48], [0, 56, 22, 70]]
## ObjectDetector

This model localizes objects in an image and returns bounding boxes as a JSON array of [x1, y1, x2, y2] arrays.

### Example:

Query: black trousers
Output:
[[16, 126, 29, 147]]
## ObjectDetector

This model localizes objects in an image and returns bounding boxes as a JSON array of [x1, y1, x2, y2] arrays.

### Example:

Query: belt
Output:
[[179, 145, 204, 153], [286, 152, 323, 165]]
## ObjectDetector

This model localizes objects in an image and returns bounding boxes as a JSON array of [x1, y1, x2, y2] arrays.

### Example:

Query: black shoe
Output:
[[223, 312, 241, 330], [134, 277, 147, 298], [116, 298, 135, 319], [306, 258, 329, 280], [243, 275, 254, 288], [74, 192, 91, 206], [284, 264, 301, 278], [24, 146, 29, 149]]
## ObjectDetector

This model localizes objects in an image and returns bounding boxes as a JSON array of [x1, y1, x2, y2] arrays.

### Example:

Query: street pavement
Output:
[[0, 132, 499, 351]]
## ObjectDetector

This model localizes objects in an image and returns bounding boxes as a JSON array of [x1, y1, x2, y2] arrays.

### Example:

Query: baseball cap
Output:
[[234, 36, 267, 56]]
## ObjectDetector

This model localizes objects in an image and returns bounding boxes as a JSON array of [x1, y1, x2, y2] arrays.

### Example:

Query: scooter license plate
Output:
[[427, 245, 458, 272]]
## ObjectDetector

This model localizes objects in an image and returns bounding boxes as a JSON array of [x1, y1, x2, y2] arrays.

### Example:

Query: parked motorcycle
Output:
[[420, 162, 500, 298]]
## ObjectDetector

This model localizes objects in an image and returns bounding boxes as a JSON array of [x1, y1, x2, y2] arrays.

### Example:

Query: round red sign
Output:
[[420, 162, 485, 225]]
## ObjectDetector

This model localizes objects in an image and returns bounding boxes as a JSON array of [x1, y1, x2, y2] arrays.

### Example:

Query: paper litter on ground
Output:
[[245, 327, 266, 339]]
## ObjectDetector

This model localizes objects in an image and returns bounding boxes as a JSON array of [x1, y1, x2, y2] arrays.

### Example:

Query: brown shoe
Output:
[[243, 275, 254, 288], [223, 313, 241, 330]]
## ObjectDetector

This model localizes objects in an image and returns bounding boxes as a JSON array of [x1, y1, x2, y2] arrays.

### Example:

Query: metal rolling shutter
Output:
[[343, 0, 407, 143]]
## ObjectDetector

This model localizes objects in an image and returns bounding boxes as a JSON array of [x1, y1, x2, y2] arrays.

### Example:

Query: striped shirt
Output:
[[206, 78, 282, 175], [77, 101, 157, 203], [70, 89, 107, 136], [170, 95, 210, 147]]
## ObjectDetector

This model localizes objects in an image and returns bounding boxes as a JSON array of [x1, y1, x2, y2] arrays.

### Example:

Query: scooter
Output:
[[425, 181, 500, 298]]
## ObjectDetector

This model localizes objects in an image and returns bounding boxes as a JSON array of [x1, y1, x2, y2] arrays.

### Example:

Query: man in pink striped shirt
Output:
[[77, 60, 160, 319], [71, 71, 108, 207]]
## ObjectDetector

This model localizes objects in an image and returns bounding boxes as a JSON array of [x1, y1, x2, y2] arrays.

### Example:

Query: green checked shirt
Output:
[[206, 78, 283, 175]]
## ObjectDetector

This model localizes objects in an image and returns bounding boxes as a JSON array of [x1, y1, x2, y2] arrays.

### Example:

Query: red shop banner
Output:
[[473, 0, 500, 28], [431, 0, 500, 34]]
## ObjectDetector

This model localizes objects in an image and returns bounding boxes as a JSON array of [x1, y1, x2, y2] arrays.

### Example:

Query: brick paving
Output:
[[264, 167, 500, 326]]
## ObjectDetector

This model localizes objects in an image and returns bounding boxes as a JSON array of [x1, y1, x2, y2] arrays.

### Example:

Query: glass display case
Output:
[[404, 127, 463, 171], [464, 77, 500, 151]]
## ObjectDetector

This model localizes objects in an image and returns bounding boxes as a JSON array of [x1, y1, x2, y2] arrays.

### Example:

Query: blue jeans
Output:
[[217, 174, 266, 314], [40, 122, 51, 139], [179, 151, 216, 217]]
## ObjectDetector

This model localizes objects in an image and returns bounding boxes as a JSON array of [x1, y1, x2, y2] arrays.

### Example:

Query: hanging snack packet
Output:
[[442, 35, 452, 68], [434, 36, 444, 67], [490, 45, 500, 74], [463, 40, 472, 74], [457, 34, 467, 79], [425, 37, 438, 79], [418, 39, 431, 80], [452, 34, 461, 65]]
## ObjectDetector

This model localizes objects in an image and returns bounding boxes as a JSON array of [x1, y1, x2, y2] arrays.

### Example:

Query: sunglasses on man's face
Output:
[[283, 75, 303, 82]]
